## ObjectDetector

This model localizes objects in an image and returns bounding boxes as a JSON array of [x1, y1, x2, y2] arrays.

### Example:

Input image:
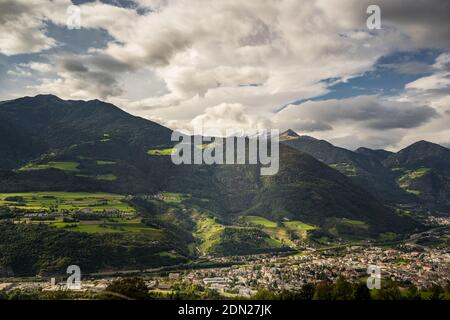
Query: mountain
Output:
[[280, 131, 408, 203], [0, 96, 424, 274], [281, 130, 450, 212], [355, 147, 393, 163], [0, 94, 173, 170], [0, 98, 420, 231], [384, 141, 450, 210], [279, 129, 300, 140], [384, 140, 450, 173]]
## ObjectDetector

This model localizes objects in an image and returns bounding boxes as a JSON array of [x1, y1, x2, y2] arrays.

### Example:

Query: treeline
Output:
[[0, 222, 186, 276], [253, 277, 450, 300]]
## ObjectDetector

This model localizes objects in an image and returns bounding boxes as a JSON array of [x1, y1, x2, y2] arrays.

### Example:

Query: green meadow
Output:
[[284, 220, 316, 231], [19, 161, 80, 172], [243, 216, 278, 228], [46, 218, 163, 237], [242, 215, 316, 245], [96, 160, 117, 165], [0, 192, 134, 213], [340, 218, 369, 229], [147, 148, 175, 156]]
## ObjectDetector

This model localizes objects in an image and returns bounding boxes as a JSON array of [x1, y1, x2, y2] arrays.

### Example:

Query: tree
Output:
[[333, 276, 354, 300], [105, 277, 150, 300], [253, 289, 277, 300], [405, 284, 421, 300], [375, 280, 402, 300], [354, 283, 372, 300], [430, 284, 445, 301], [298, 283, 315, 300], [313, 281, 334, 300]]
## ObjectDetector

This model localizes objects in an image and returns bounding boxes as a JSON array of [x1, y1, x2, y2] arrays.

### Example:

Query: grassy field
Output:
[[96, 160, 117, 165], [154, 192, 189, 204], [340, 218, 369, 229], [243, 216, 278, 227], [399, 168, 430, 181], [147, 148, 175, 156], [397, 168, 430, 194], [147, 144, 212, 156], [194, 214, 224, 254], [46, 218, 162, 236], [95, 174, 117, 181], [0, 192, 134, 213], [19, 161, 80, 172], [242, 215, 316, 245], [329, 163, 358, 176], [284, 220, 316, 231]]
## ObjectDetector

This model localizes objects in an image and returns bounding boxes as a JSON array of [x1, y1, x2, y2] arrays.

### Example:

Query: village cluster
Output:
[[1, 245, 448, 297]]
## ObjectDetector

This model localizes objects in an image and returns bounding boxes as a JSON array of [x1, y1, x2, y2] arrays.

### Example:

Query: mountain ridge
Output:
[[0, 97, 427, 235]]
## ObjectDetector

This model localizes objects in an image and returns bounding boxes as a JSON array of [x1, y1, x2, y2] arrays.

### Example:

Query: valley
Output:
[[0, 95, 448, 288]]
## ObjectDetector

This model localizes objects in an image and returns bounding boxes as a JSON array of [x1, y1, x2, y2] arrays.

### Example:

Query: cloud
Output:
[[278, 96, 438, 130], [168, 102, 273, 135], [399, 53, 450, 113], [0, 0, 71, 55], [316, 0, 450, 49], [274, 95, 439, 149], [29, 55, 125, 99], [2, 0, 450, 150], [380, 61, 432, 75]]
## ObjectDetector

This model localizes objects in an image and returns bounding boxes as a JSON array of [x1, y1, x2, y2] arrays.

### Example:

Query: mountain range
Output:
[[1, 95, 449, 275], [280, 129, 450, 212]]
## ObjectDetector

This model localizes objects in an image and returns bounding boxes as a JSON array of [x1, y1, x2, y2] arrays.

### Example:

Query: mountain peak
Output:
[[280, 129, 300, 140], [31, 94, 64, 102], [383, 139, 450, 169], [402, 140, 448, 153]]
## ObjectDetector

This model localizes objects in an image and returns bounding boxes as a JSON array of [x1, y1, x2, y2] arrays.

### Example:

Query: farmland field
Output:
[[0, 192, 134, 213], [242, 216, 316, 244], [18, 161, 81, 172], [243, 215, 278, 228], [45, 218, 163, 236], [284, 220, 316, 231], [154, 192, 189, 204], [147, 148, 175, 156], [96, 160, 117, 165]]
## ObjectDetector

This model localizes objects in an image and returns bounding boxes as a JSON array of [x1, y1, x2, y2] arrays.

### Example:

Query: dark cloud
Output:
[[61, 59, 89, 73], [88, 54, 132, 73], [380, 61, 432, 75], [0, 1, 29, 24], [292, 120, 333, 132], [280, 95, 439, 131], [57, 56, 123, 98]]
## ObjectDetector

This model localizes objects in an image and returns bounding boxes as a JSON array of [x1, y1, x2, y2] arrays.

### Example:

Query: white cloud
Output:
[[0, 0, 71, 55], [274, 95, 439, 149], [2, 0, 450, 149]]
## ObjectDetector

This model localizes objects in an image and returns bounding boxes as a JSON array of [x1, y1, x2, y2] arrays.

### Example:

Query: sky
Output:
[[0, 0, 449, 151]]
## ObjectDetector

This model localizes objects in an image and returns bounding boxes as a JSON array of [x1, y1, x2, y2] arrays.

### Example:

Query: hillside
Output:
[[280, 131, 408, 203], [0, 94, 173, 170], [281, 130, 450, 213], [0, 96, 427, 274], [384, 141, 450, 210]]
